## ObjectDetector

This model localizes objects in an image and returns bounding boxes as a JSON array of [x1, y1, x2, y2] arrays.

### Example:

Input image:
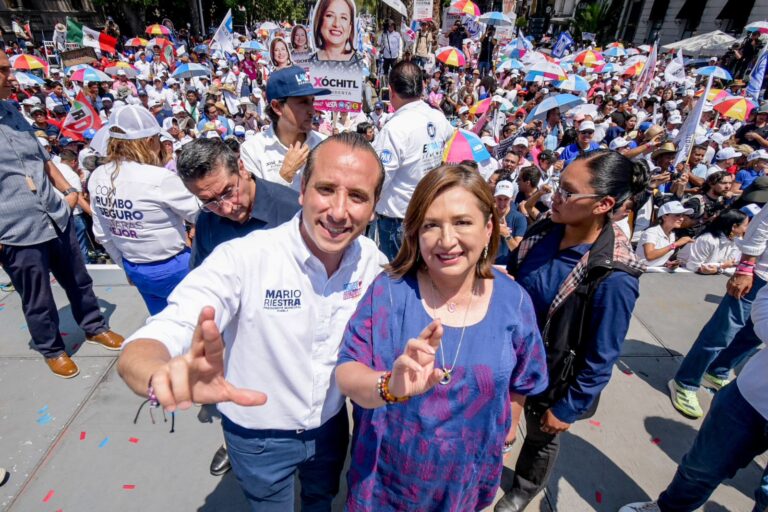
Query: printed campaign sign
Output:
[[413, 0, 434, 20], [307, 0, 364, 112]]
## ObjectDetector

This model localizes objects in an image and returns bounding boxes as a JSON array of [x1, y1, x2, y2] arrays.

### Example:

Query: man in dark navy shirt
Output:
[[177, 137, 300, 476]]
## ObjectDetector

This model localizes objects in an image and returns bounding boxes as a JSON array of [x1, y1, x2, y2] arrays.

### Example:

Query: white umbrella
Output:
[[259, 21, 279, 32], [662, 30, 737, 57], [566, 103, 599, 118], [478, 12, 514, 27]]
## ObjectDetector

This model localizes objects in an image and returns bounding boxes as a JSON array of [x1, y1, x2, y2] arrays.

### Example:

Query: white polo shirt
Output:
[[636, 224, 675, 267], [124, 214, 387, 431], [374, 100, 454, 218], [738, 202, 768, 281], [240, 125, 326, 191]]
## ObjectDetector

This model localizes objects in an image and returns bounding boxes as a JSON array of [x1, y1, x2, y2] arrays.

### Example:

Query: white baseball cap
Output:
[[658, 201, 694, 217], [116, 69, 127, 76], [494, 180, 515, 198], [609, 136, 630, 150], [481, 136, 498, 147], [716, 147, 742, 160], [668, 114, 683, 125], [458, 106, 469, 115], [579, 120, 596, 132], [711, 133, 726, 146], [749, 149, 768, 162], [107, 105, 161, 140], [513, 136, 529, 147]]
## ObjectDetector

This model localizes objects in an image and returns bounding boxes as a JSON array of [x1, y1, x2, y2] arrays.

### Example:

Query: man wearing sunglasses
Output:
[[560, 120, 601, 166]]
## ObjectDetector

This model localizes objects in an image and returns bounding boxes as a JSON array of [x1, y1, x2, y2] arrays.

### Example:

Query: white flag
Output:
[[633, 41, 657, 98], [664, 49, 686, 85], [674, 75, 713, 167], [210, 9, 234, 54]]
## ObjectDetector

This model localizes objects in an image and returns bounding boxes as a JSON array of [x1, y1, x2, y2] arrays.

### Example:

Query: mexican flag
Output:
[[60, 92, 103, 141], [66, 18, 117, 55]]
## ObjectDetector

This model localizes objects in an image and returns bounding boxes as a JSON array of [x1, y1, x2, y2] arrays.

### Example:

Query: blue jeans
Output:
[[675, 276, 766, 390], [72, 214, 93, 263], [658, 382, 768, 512], [376, 215, 403, 262], [122, 248, 191, 315], [222, 407, 349, 512], [478, 60, 492, 76]]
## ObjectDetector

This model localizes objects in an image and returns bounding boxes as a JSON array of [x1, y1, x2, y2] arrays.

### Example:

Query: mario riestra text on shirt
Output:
[[264, 289, 303, 311]]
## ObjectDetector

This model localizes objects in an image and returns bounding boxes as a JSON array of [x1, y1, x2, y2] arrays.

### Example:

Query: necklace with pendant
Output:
[[429, 278, 475, 385]]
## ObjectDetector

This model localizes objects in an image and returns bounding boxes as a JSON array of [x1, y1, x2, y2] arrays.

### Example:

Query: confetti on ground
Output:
[[122, 484, 136, 490], [79, 431, 86, 441], [0, 303, 5, 306], [0, 307, 5, 312], [36, 414, 52, 426], [595, 491, 603, 503], [19, 324, 26, 330], [38, 405, 48, 415], [42, 490, 54, 503], [651, 438, 662, 445], [98, 437, 109, 448], [128, 437, 139, 444], [621, 368, 634, 375], [589, 420, 602, 427], [105, 287, 112, 292]]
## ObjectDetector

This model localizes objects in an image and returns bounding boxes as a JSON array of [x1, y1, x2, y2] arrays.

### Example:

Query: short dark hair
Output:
[[59, 149, 77, 163], [302, 132, 385, 200], [356, 122, 373, 134], [703, 208, 748, 238], [389, 61, 423, 100], [703, 170, 731, 193], [518, 166, 541, 187], [265, 100, 286, 126], [177, 138, 239, 183]]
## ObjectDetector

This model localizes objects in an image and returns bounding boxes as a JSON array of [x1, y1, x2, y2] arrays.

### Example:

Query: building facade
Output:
[[1, 0, 102, 42]]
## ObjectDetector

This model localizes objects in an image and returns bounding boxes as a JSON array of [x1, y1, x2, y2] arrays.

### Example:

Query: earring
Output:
[[345, 41, 352, 52], [482, 245, 488, 261]]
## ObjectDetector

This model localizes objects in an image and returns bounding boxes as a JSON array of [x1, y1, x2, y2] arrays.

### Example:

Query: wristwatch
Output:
[[63, 187, 78, 196]]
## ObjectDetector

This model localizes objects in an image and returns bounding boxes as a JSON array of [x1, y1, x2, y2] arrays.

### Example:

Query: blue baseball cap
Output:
[[266, 66, 331, 102], [83, 128, 97, 140]]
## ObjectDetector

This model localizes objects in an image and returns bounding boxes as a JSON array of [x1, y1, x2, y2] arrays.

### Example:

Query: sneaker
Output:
[[0, 467, 7, 487], [668, 380, 704, 419], [618, 502, 661, 512], [702, 372, 730, 391]]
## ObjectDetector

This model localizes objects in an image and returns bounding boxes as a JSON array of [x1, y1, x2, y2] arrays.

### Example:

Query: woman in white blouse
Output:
[[636, 201, 695, 268], [679, 209, 748, 274]]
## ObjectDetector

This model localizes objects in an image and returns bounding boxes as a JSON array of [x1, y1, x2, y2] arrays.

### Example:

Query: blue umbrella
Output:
[[193, 44, 209, 54], [553, 74, 590, 92], [696, 66, 733, 81], [65, 63, 94, 75], [14, 71, 45, 87], [603, 47, 626, 57], [240, 40, 266, 51], [172, 63, 211, 79], [497, 59, 525, 72], [525, 93, 586, 123], [478, 12, 514, 26]]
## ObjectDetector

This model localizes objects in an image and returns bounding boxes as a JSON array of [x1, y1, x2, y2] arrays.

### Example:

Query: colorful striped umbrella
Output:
[[478, 11, 513, 26], [714, 96, 757, 121], [695, 88, 729, 102], [604, 46, 626, 57], [436, 46, 466, 67], [746, 21, 768, 34], [525, 93, 585, 123], [145, 24, 171, 36], [450, 0, 481, 16], [10, 54, 48, 74], [622, 61, 645, 77], [497, 59, 524, 72], [70, 67, 113, 83], [443, 129, 491, 163], [573, 49, 604, 68], [240, 40, 266, 51], [553, 74, 590, 92], [147, 37, 173, 49], [469, 97, 492, 116], [65, 63, 93, 75], [525, 61, 568, 82], [625, 48, 640, 56], [606, 42, 624, 49], [637, 44, 651, 53], [172, 63, 211, 79], [105, 61, 138, 77], [595, 62, 618, 74], [125, 37, 148, 47]]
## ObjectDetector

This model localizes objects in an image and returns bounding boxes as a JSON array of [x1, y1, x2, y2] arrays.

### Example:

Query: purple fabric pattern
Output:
[[338, 269, 548, 511]]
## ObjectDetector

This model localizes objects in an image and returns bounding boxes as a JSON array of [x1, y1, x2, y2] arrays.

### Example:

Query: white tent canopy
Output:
[[662, 30, 738, 57]]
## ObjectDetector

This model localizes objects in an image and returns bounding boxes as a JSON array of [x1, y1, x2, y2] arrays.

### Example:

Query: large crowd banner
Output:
[[307, 0, 365, 113]]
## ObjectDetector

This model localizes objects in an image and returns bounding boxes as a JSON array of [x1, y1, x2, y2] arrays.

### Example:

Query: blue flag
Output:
[[747, 45, 768, 102], [552, 31, 574, 59]]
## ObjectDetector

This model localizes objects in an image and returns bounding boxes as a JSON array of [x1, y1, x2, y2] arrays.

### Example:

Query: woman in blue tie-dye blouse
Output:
[[336, 165, 548, 511]]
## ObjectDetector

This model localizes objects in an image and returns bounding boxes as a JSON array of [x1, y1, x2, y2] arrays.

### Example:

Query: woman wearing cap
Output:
[[679, 209, 747, 275], [269, 37, 293, 70], [87, 106, 200, 315], [310, 0, 362, 63], [336, 165, 547, 512], [636, 201, 695, 268], [496, 151, 649, 512]]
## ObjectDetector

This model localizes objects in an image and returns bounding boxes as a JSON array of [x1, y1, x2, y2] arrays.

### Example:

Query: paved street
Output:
[[0, 271, 765, 511]]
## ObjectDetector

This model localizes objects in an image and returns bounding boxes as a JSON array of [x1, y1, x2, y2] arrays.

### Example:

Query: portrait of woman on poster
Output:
[[310, 0, 363, 63], [290, 24, 311, 53], [269, 37, 293, 70]]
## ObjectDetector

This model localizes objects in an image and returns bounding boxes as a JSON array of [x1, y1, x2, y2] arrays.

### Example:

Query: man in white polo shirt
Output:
[[240, 66, 329, 191], [374, 60, 454, 260], [117, 133, 387, 511]]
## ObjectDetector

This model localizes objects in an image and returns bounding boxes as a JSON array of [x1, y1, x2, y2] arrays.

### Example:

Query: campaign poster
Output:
[[413, 0, 434, 21], [289, 24, 313, 65], [307, 0, 364, 112], [269, 36, 294, 69]]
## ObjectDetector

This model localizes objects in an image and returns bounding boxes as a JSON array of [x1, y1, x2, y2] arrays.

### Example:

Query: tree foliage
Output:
[[573, 0, 620, 45]]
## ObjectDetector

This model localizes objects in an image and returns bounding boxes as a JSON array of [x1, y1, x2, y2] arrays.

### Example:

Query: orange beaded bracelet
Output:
[[377, 371, 409, 404]]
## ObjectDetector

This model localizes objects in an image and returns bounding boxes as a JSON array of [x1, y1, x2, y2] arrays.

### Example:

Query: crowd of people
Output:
[[1, 9, 768, 512]]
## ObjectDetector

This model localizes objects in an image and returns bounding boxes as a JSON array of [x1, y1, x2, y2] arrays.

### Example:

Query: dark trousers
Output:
[[223, 406, 349, 512], [0, 216, 107, 358], [382, 57, 397, 77], [510, 405, 561, 502]]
